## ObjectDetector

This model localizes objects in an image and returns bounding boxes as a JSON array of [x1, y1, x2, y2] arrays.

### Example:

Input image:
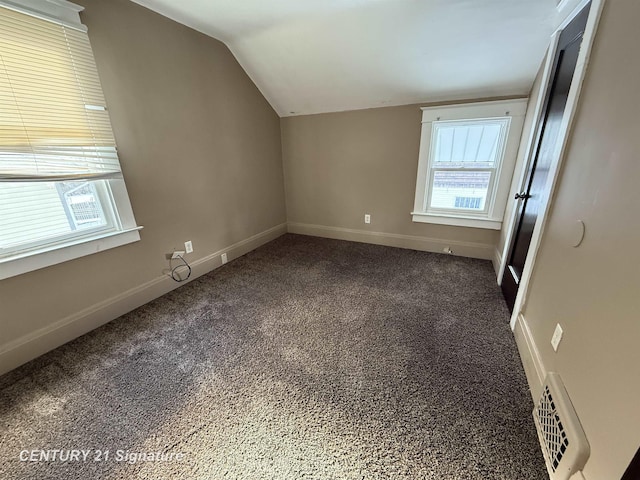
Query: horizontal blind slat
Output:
[[0, 5, 122, 179]]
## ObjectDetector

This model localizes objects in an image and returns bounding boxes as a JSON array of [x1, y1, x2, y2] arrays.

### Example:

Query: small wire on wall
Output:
[[169, 254, 191, 282]]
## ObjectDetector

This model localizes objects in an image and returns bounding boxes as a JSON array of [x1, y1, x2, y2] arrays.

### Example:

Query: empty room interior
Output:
[[0, 0, 638, 478]]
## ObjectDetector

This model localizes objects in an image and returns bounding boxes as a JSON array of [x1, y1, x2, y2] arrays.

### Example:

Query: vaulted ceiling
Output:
[[130, 0, 578, 117]]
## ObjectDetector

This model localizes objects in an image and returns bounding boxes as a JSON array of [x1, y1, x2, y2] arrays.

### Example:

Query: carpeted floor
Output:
[[0, 234, 547, 479]]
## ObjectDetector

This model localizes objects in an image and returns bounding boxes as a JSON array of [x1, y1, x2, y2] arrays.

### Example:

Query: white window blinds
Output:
[[0, 5, 122, 181]]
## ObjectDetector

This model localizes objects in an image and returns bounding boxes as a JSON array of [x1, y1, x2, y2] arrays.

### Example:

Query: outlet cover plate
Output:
[[185, 241, 193, 254], [551, 323, 564, 352], [221, 253, 228, 264]]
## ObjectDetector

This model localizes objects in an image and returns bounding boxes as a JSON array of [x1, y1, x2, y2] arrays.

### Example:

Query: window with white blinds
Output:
[[0, 0, 140, 279], [0, 6, 121, 180], [412, 100, 528, 230]]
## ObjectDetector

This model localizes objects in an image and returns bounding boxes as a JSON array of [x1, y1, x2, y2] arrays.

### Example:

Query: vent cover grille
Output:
[[538, 384, 570, 471], [533, 373, 590, 480]]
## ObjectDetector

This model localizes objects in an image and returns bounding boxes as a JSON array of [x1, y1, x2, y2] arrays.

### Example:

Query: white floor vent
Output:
[[533, 372, 590, 480]]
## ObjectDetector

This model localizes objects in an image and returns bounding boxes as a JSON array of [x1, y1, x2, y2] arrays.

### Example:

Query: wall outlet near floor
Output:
[[221, 253, 228, 264], [443, 247, 454, 254], [184, 240, 193, 254], [171, 250, 185, 259], [364, 214, 371, 224], [551, 323, 564, 352]]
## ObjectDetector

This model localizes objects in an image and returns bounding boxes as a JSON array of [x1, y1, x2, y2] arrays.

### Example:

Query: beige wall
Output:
[[0, 0, 286, 372], [516, 1, 640, 478], [281, 103, 521, 259]]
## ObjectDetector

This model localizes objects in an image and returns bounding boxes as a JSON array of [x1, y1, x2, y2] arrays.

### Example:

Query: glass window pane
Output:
[[436, 127, 454, 163], [430, 170, 491, 211], [475, 124, 502, 163], [433, 120, 507, 167], [0, 180, 108, 251]]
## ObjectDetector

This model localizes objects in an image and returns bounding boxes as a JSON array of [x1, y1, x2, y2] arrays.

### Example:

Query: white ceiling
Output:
[[130, 0, 577, 117]]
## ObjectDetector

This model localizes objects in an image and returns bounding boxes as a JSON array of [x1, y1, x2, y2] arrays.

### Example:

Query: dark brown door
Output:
[[501, 3, 591, 311], [622, 446, 640, 480]]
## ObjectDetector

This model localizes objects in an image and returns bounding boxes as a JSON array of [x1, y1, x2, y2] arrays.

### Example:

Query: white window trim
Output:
[[411, 212, 503, 230], [0, 227, 142, 280], [0, 178, 142, 280], [412, 99, 528, 230], [0, 0, 85, 30], [0, 0, 142, 279]]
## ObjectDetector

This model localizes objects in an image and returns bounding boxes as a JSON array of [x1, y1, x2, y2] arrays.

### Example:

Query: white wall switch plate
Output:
[[364, 214, 371, 224], [184, 241, 193, 254], [551, 323, 564, 352], [221, 253, 228, 264]]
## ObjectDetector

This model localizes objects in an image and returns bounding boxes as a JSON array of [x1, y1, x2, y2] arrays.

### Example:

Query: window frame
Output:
[[412, 99, 528, 230], [425, 116, 511, 217], [0, 178, 141, 280], [0, 0, 141, 280]]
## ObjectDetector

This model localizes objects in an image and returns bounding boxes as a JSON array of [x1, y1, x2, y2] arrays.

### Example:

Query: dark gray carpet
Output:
[[0, 234, 547, 479]]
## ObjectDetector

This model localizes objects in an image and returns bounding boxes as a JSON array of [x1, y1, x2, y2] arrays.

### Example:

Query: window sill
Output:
[[411, 212, 502, 230], [0, 227, 143, 280]]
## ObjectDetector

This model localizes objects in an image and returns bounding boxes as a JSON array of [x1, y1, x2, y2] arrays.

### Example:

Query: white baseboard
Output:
[[513, 313, 546, 402], [287, 222, 494, 260], [492, 246, 503, 280], [0, 223, 287, 376]]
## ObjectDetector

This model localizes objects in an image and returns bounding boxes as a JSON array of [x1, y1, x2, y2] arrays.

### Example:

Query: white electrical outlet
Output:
[[221, 253, 228, 265], [364, 214, 371, 224], [171, 251, 185, 259], [551, 323, 564, 352], [185, 240, 193, 254]]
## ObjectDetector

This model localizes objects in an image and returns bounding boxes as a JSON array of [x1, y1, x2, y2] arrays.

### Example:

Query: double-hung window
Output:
[[412, 100, 527, 229], [0, 0, 141, 279]]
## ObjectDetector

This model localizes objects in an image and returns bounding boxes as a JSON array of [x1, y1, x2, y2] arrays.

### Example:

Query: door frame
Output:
[[496, 0, 607, 330]]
